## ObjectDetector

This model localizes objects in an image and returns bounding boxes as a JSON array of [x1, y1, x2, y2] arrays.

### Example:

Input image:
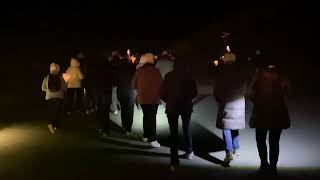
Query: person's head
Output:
[[255, 49, 262, 56], [161, 50, 169, 56], [139, 53, 155, 64], [70, 58, 80, 67], [76, 52, 85, 60], [111, 50, 120, 57], [119, 52, 129, 60], [50, 62, 60, 74]]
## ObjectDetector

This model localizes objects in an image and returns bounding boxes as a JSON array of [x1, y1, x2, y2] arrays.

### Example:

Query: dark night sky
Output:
[[0, 1, 319, 106], [0, 1, 317, 62]]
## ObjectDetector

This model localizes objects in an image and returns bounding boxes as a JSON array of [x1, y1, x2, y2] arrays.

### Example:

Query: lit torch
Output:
[[213, 59, 219, 66]]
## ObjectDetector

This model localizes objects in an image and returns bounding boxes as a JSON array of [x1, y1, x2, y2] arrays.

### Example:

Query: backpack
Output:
[[48, 74, 61, 92]]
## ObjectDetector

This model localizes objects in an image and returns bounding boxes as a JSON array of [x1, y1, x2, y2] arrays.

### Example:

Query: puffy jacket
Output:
[[161, 70, 197, 114], [42, 74, 67, 100], [214, 63, 248, 130], [248, 67, 290, 129], [155, 55, 174, 79], [66, 58, 84, 88], [132, 63, 162, 104]]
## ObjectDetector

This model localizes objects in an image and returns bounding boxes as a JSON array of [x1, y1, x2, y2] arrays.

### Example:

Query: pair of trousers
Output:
[[95, 92, 112, 134], [110, 86, 120, 112], [223, 129, 240, 153], [167, 112, 193, 165], [141, 104, 158, 142], [256, 128, 282, 168], [67, 88, 83, 112], [47, 98, 63, 128], [117, 89, 135, 132]]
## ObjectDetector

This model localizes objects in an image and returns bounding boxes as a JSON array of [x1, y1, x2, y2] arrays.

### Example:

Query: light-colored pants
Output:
[[223, 129, 240, 153], [110, 86, 119, 112]]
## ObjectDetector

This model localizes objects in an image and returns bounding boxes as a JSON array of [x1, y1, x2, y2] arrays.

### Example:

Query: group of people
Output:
[[41, 48, 290, 176], [212, 49, 290, 176]]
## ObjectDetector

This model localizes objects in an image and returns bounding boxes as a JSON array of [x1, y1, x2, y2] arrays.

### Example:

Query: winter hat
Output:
[[140, 53, 155, 64], [50, 63, 60, 74], [161, 50, 169, 56], [223, 52, 236, 64]]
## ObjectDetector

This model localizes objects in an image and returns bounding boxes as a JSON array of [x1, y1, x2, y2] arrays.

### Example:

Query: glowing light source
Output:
[[226, 45, 231, 52], [213, 60, 219, 66]]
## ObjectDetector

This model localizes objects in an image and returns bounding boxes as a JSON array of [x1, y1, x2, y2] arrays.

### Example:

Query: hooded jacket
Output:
[[132, 54, 162, 104], [214, 63, 248, 130], [115, 58, 136, 94], [66, 58, 84, 88], [42, 63, 67, 100], [155, 55, 174, 79], [91, 56, 113, 94], [161, 60, 197, 114], [248, 67, 290, 129]]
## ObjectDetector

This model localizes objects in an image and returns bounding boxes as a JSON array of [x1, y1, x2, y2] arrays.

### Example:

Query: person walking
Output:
[[161, 59, 198, 171], [42, 62, 67, 134], [109, 50, 121, 115], [248, 60, 290, 176], [91, 55, 113, 137], [213, 52, 248, 165], [132, 53, 162, 148], [116, 53, 136, 135], [65, 57, 85, 114]]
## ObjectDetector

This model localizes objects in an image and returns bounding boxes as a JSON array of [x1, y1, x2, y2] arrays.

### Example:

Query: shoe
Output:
[[170, 165, 176, 172], [185, 152, 194, 160], [150, 141, 161, 148], [257, 162, 270, 175], [223, 153, 233, 164], [102, 133, 108, 138], [233, 149, 240, 156], [269, 166, 278, 176], [125, 131, 132, 136], [48, 124, 55, 134], [142, 137, 148, 143]]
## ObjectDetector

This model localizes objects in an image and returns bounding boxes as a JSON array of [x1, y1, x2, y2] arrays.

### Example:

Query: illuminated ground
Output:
[[0, 83, 319, 179]]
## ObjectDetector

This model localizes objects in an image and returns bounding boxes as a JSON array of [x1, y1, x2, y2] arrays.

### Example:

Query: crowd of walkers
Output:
[[42, 47, 290, 176]]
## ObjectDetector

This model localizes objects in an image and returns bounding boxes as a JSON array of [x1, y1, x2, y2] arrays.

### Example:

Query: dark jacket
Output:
[[161, 70, 198, 114], [91, 56, 113, 94], [132, 63, 162, 104], [214, 63, 248, 103], [248, 67, 290, 129], [110, 56, 121, 86], [115, 58, 136, 94]]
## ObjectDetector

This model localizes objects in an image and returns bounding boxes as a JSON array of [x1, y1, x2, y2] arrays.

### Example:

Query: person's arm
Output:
[[281, 77, 291, 102], [247, 70, 259, 101], [160, 75, 169, 103], [78, 68, 85, 80], [41, 76, 47, 92], [190, 79, 198, 100], [132, 71, 138, 90], [61, 76, 67, 92]]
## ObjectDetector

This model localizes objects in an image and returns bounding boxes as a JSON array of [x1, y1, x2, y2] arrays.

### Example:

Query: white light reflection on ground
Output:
[[111, 94, 320, 170]]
